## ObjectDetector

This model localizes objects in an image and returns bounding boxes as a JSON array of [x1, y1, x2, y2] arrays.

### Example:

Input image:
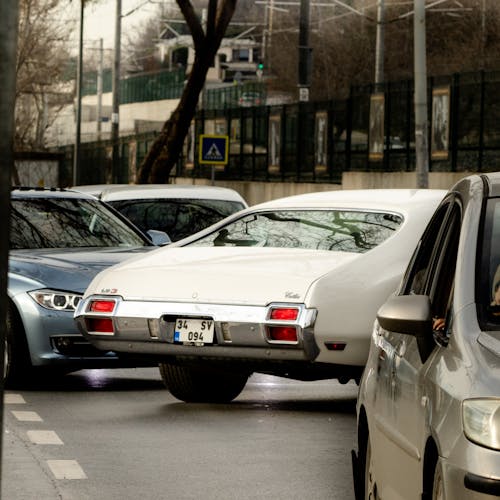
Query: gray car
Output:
[[7, 187, 158, 386], [353, 173, 500, 499]]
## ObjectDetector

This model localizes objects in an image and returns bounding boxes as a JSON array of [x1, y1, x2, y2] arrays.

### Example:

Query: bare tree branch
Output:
[[137, 0, 238, 184], [177, 0, 205, 49]]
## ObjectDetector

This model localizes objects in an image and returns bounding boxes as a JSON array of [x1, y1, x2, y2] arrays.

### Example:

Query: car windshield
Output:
[[107, 198, 246, 242], [483, 198, 500, 326], [10, 197, 148, 250], [188, 209, 403, 252]]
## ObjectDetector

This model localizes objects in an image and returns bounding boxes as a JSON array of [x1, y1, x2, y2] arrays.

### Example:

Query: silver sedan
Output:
[[353, 173, 500, 499]]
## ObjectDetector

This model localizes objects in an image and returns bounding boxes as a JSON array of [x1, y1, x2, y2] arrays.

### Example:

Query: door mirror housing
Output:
[[377, 294, 435, 362], [147, 229, 171, 246]]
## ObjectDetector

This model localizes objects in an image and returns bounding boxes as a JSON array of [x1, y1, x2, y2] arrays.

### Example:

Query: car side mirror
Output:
[[147, 230, 171, 246], [377, 294, 435, 362]]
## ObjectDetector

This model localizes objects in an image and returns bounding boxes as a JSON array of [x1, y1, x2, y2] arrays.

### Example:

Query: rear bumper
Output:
[[76, 296, 318, 356], [74, 296, 368, 380]]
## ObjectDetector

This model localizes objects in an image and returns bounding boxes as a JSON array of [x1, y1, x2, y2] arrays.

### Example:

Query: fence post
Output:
[[450, 73, 459, 172], [346, 90, 353, 172], [479, 70, 485, 172]]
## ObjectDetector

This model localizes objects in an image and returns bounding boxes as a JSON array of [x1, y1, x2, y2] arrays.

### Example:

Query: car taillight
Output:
[[269, 308, 299, 321], [88, 299, 116, 313], [267, 326, 298, 342], [85, 318, 114, 334]]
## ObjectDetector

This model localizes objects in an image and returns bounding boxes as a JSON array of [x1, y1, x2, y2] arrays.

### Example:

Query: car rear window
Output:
[[107, 198, 246, 242], [188, 209, 403, 252], [10, 198, 148, 249]]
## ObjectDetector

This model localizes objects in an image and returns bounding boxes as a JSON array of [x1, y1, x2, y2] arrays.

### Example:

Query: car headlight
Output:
[[463, 399, 500, 450], [28, 289, 82, 311]]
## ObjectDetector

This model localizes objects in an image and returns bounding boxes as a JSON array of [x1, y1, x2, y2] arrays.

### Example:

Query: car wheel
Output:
[[159, 363, 250, 403], [431, 460, 445, 500], [364, 437, 379, 500], [5, 305, 33, 388]]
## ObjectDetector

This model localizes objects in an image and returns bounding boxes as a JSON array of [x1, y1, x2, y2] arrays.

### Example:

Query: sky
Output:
[[82, 0, 163, 49]]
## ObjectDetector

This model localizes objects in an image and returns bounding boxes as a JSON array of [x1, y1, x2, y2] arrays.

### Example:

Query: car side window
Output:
[[400, 198, 461, 341], [477, 197, 500, 328], [401, 201, 451, 296], [426, 203, 461, 331]]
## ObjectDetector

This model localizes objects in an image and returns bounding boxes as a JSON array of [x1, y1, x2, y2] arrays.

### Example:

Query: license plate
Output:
[[174, 318, 214, 344]]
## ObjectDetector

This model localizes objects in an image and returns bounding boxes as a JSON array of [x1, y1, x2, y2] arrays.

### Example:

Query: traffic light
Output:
[[258, 62, 264, 71]]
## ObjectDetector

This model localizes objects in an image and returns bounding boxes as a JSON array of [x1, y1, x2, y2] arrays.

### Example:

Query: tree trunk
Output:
[[137, 52, 213, 184]]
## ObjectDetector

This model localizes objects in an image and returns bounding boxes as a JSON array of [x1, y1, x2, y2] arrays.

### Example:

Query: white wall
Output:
[[46, 94, 179, 147], [172, 171, 473, 206]]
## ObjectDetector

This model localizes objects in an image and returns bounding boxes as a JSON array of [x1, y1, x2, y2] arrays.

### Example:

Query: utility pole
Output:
[[97, 38, 104, 141], [374, 0, 384, 87], [111, 0, 122, 183], [0, 0, 20, 483], [74, 0, 84, 186], [414, 0, 429, 188], [298, 0, 311, 101], [262, 0, 275, 72], [481, 0, 486, 67]]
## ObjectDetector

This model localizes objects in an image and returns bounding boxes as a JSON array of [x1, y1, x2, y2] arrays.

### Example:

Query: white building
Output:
[[45, 33, 262, 148]]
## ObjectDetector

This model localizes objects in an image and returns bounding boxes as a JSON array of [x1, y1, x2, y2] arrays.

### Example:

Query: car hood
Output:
[[9, 247, 152, 294], [86, 246, 360, 305]]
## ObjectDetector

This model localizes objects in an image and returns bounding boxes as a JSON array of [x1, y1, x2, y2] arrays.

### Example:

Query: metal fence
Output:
[[203, 81, 267, 110], [82, 68, 186, 103], [63, 69, 500, 186]]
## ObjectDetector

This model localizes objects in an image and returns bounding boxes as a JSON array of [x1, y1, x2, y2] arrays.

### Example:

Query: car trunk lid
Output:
[[88, 246, 360, 305]]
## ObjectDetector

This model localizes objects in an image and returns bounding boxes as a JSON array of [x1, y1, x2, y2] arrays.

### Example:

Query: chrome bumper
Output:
[[75, 296, 319, 362]]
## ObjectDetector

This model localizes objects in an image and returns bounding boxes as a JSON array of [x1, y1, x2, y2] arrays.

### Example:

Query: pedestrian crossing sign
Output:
[[199, 134, 229, 165]]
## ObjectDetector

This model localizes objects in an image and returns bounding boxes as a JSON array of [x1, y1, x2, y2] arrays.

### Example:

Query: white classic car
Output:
[[75, 189, 446, 402]]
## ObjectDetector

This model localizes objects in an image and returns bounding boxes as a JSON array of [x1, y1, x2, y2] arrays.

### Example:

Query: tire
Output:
[[159, 363, 250, 403]]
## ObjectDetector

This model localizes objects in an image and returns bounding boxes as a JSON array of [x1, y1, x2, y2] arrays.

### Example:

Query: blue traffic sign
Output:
[[199, 135, 229, 165]]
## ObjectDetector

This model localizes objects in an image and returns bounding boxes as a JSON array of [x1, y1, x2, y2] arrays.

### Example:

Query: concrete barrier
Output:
[[172, 171, 474, 206]]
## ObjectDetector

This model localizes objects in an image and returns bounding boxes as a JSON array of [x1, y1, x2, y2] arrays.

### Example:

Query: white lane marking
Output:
[[4, 394, 26, 404], [27, 430, 64, 445], [47, 460, 87, 480], [8, 400, 87, 480], [11, 411, 43, 422]]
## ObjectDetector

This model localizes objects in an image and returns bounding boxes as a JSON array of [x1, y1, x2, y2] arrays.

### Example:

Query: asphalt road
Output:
[[1, 368, 357, 500]]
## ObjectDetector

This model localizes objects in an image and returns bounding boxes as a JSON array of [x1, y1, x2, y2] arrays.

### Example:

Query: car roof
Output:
[[71, 184, 128, 197], [481, 172, 500, 197], [250, 188, 448, 211], [73, 184, 248, 205], [11, 187, 97, 201]]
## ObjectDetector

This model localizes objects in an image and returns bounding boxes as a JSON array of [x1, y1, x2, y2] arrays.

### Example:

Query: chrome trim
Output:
[[75, 295, 319, 360]]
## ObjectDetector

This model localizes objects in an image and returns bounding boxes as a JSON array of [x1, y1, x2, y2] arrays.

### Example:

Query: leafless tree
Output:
[[15, 0, 75, 150], [123, 4, 171, 74], [137, 0, 237, 183], [268, 0, 500, 100]]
